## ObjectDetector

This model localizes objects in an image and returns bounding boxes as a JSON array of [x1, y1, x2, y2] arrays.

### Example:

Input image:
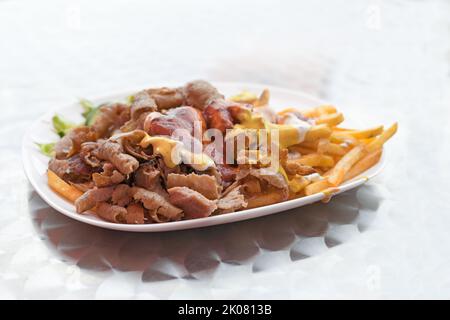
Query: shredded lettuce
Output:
[[80, 99, 100, 126], [36, 142, 55, 157], [39, 99, 103, 156], [127, 95, 135, 104], [52, 115, 76, 137]]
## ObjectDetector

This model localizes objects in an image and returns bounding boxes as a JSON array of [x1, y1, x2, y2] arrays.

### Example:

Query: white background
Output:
[[0, 0, 449, 299]]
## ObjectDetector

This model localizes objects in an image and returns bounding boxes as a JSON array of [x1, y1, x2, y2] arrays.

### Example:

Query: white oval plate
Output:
[[22, 82, 386, 232]]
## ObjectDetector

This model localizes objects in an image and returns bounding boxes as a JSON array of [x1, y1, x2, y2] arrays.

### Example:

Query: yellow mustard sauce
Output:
[[235, 108, 265, 129], [232, 108, 313, 192], [140, 134, 214, 170], [234, 108, 310, 149], [321, 187, 340, 203]]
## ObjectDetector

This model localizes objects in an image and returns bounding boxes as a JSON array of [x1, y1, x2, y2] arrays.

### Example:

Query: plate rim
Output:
[[22, 82, 386, 232]]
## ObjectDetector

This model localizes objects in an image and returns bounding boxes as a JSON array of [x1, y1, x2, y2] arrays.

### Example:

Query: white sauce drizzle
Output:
[[303, 173, 324, 183], [281, 113, 312, 144]]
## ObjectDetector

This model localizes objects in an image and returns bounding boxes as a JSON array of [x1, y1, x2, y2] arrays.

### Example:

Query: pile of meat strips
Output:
[[48, 80, 289, 224]]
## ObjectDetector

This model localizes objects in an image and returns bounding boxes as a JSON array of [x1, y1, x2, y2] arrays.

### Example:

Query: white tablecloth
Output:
[[1, 0, 449, 299]]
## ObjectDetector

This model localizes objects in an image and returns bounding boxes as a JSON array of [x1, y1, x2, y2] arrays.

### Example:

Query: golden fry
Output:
[[344, 149, 382, 181], [315, 112, 344, 127], [246, 191, 285, 209], [317, 105, 337, 115], [359, 137, 376, 145], [254, 89, 270, 107], [47, 170, 83, 203], [289, 145, 317, 155], [327, 145, 365, 186], [288, 175, 310, 193], [230, 91, 258, 104], [304, 179, 330, 196], [333, 127, 355, 132], [301, 105, 337, 118], [365, 123, 398, 153], [297, 153, 335, 167], [340, 125, 384, 139], [317, 139, 347, 156], [329, 132, 358, 145], [299, 140, 318, 149], [304, 124, 332, 142]]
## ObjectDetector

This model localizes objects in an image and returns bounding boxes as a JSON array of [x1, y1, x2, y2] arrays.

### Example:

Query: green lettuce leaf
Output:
[[80, 99, 100, 126], [52, 115, 76, 137], [36, 142, 55, 157]]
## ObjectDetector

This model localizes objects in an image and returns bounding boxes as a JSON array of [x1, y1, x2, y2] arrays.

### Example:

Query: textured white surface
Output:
[[1, 0, 450, 299]]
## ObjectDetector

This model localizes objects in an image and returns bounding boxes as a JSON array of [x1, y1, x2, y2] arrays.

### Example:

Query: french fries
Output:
[[344, 149, 382, 181], [304, 179, 330, 196], [316, 105, 337, 115], [333, 127, 355, 132], [274, 99, 397, 197], [246, 191, 285, 209], [230, 89, 270, 107], [288, 175, 310, 193], [291, 122, 383, 188], [333, 125, 384, 140], [47, 170, 83, 203], [315, 112, 344, 127], [298, 140, 318, 149], [317, 139, 347, 156], [230, 91, 258, 104], [365, 123, 398, 153], [289, 145, 316, 155], [304, 124, 332, 142], [254, 89, 270, 107], [301, 105, 337, 118], [327, 145, 365, 186], [297, 153, 335, 167], [329, 133, 358, 145]]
